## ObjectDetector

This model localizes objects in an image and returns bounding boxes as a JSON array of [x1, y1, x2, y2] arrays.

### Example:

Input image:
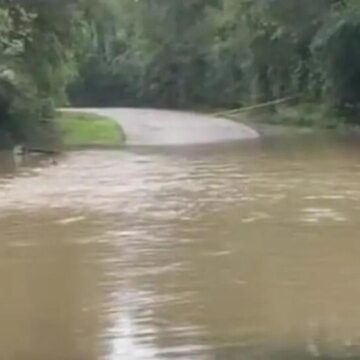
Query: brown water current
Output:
[[2, 134, 360, 359]]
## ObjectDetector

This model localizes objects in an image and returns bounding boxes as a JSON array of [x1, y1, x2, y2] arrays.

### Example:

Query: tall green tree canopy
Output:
[[68, 0, 360, 116], [2, 0, 360, 147]]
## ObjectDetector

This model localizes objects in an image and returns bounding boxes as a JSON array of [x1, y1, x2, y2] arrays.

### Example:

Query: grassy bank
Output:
[[254, 103, 346, 129], [223, 101, 352, 132], [56, 112, 126, 148]]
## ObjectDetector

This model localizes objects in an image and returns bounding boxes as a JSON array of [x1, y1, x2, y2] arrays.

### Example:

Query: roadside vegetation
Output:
[[69, 0, 360, 128], [224, 102, 348, 130], [1, 0, 360, 149], [56, 112, 125, 148]]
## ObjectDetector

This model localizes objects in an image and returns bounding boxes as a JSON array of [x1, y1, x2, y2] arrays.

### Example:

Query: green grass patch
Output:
[[263, 103, 342, 128], [56, 111, 126, 148], [227, 102, 347, 130]]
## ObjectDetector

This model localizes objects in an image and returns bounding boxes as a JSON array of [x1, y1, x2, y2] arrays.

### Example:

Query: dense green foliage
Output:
[[69, 0, 360, 120], [2, 0, 360, 146], [0, 0, 83, 146]]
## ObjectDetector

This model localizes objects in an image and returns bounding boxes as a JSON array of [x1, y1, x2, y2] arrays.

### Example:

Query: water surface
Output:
[[1, 134, 360, 359]]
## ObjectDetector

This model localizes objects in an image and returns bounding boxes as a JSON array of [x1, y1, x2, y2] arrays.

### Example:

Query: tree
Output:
[[0, 0, 83, 145]]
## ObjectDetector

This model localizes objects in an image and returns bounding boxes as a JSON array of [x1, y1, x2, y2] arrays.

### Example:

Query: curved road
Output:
[[67, 108, 259, 146]]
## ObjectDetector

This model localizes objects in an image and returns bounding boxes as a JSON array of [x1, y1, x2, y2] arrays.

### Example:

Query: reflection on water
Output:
[[2, 135, 360, 359]]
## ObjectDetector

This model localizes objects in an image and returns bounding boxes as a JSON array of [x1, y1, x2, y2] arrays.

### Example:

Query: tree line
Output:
[[1, 0, 360, 144], [70, 0, 360, 112]]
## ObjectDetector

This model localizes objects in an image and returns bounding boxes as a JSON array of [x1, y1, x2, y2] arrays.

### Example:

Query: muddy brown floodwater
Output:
[[2, 133, 360, 360]]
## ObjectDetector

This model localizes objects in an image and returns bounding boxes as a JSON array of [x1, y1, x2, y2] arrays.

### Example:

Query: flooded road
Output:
[[66, 108, 259, 145], [2, 134, 360, 359]]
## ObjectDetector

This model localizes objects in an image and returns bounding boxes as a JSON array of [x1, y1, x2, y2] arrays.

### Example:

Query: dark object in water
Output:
[[27, 147, 60, 155], [14, 144, 59, 156]]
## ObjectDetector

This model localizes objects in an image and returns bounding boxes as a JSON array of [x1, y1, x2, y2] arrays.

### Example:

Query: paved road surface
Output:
[[67, 108, 259, 146]]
